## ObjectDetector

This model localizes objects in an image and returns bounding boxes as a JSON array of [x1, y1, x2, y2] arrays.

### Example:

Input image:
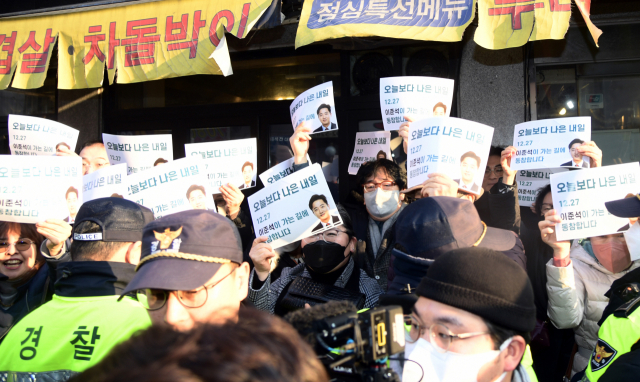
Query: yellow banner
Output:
[[0, 0, 271, 90], [295, 0, 477, 49], [474, 0, 571, 49]]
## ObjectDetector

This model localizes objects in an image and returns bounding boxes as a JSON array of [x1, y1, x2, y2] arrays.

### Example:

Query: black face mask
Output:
[[302, 241, 348, 274]]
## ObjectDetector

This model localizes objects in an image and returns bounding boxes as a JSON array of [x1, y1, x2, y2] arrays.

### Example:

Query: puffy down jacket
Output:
[[546, 244, 640, 376]]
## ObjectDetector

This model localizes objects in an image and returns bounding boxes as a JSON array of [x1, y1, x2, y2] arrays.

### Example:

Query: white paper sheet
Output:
[[379, 76, 454, 131], [124, 157, 214, 220], [248, 163, 342, 249], [290, 81, 338, 134], [184, 138, 257, 194], [82, 163, 128, 203], [102, 133, 173, 175], [348, 131, 392, 175], [512, 117, 592, 171], [406, 117, 494, 195], [8, 115, 79, 156], [259, 155, 311, 186], [550, 162, 640, 241], [0, 155, 82, 223]]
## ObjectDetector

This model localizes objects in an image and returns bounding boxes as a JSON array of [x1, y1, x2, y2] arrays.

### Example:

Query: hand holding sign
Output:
[[219, 183, 244, 220], [398, 116, 413, 154], [539, 209, 571, 261], [421, 173, 459, 198], [36, 219, 72, 257], [55, 145, 79, 158], [576, 141, 603, 168], [290, 122, 313, 165], [500, 146, 517, 186], [250, 236, 279, 281]]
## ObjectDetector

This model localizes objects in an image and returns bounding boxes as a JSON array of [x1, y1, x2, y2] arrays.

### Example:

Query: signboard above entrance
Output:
[[0, 0, 272, 90]]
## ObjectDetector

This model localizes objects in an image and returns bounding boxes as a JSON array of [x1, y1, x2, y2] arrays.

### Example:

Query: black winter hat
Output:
[[416, 247, 536, 333]]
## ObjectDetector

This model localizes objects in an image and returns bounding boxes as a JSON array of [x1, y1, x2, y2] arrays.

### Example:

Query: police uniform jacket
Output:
[[0, 261, 151, 381], [0, 240, 71, 343], [546, 244, 640, 376]]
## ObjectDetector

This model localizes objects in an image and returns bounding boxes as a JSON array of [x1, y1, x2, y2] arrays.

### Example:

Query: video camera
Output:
[[311, 305, 405, 382]]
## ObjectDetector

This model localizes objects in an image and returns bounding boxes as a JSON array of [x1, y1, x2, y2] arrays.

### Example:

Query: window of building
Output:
[[536, 61, 640, 165], [191, 126, 251, 143], [115, 52, 341, 110]]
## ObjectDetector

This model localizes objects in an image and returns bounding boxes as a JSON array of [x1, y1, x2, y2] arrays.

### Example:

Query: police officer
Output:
[[121, 209, 250, 331], [0, 198, 154, 381], [581, 194, 640, 382]]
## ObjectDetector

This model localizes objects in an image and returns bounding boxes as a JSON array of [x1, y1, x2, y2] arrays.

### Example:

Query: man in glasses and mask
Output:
[[404, 247, 537, 382], [289, 123, 407, 290], [121, 210, 251, 331], [247, 205, 382, 315]]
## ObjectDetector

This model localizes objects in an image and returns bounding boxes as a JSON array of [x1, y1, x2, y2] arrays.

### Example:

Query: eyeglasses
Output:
[[484, 165, 504, 177], [136, 268, 235, 311], [363, 181, 397, 193], [306, 228, 349, 244], [404, 315, 489, 353], [0, 238, 35, 253]]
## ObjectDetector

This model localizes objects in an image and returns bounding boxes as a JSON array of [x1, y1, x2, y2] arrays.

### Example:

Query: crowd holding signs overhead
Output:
[[1, 76, 640, 382]]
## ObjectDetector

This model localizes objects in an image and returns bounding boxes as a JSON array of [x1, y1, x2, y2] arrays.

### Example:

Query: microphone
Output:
[[283, 300, 358, 351]]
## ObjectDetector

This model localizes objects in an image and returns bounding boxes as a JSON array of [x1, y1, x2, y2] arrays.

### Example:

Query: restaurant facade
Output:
[[1, 0, 639, 203]]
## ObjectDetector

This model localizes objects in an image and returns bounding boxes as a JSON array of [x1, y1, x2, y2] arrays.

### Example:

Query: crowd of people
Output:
[[0, 121, 639, 382]]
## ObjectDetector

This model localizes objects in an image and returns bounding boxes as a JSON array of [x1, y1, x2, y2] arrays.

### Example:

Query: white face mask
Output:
[[364, 188, 400, 218], [403, 337, 512, 382]]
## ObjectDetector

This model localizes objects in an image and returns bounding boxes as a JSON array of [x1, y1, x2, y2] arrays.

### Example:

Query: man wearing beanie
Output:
[[404, 247, 537, 382]]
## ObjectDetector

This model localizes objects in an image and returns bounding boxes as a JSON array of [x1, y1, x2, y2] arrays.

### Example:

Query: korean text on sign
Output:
[[511, 117, 591, 171], [9, 115, 79, 156], [0, 0, 273, 90], [124, 156, 213, 219], [407, 117, 494, 196], [103, 133, 173, 175], [248, 163, 342, 250], [259, 155, 311, 185], [550, 162, 640, 241], [0, 155, 82, 223], [82, 163, 128, 203], [379, 76, 454, 131], [516, 169, 553, 208], [290, 81, 339, 135], [185, 138, 257, 194], [348, 131, 392, 175]]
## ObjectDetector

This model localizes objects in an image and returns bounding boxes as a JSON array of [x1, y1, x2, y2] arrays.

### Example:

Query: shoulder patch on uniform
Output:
[[590, 338, 618, 372]]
